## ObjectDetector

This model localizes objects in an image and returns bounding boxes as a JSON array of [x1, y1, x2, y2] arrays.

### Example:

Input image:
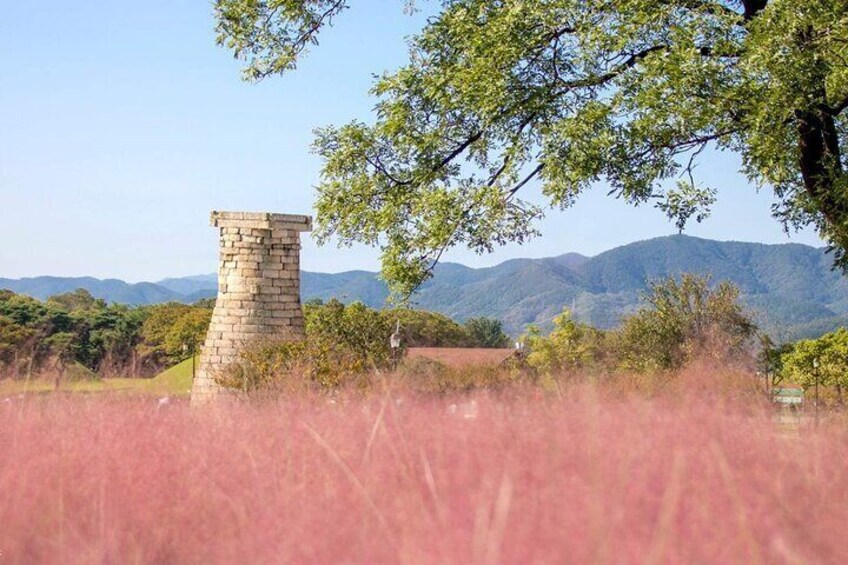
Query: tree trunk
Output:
[[54, 362, 66, 391], [797, 109, 845, 203], [26, 345, 37, 379], [742, 0, 768, 20], [103, 349, 112, 379], [794, 29, 847, 247]]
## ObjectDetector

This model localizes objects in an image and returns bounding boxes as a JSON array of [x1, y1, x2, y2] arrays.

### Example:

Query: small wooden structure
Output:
[[404, 347, 522, 369]]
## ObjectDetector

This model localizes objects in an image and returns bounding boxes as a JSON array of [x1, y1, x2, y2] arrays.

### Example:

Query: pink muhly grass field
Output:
[[1, 388, 846, 563]]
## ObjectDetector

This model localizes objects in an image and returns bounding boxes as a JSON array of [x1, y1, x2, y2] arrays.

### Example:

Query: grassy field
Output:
[[1, 363, 844, 562], [0, 382, 846, 563], [0, 357, 196, 397]]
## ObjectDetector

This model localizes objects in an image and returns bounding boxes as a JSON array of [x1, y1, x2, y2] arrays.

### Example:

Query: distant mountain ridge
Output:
[[3, 235, 847, 341], [0, 276, 185, 305]]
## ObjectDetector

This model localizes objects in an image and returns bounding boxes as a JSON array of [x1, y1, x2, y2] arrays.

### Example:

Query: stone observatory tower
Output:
[[191, 211, 312, 405]]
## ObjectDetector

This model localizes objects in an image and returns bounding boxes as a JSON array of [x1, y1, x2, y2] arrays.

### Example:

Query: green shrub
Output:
[[612, 275, 756, 373], [522, 309, 604, 375]]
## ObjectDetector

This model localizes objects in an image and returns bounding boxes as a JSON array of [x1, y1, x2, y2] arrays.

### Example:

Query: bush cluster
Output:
[[0, 289, 211, 380], [216, 300, 514, 393], [218, 276, 764, 396]]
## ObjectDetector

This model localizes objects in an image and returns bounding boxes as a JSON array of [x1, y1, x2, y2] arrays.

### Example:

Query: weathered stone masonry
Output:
[[191, 211, 312, 405]]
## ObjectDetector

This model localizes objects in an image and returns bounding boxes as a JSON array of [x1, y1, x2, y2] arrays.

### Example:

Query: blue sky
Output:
[[0, 1, 823, 282]]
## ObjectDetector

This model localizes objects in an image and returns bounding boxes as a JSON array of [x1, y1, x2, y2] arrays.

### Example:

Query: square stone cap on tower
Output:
[[210, 211, 312, 232]]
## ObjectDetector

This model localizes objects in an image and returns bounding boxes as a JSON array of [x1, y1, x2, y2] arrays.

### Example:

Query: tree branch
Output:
[[507, 164, 545, 197], [554, 45, 668, 91], [826, 94, 848, 116], [433, 130, 484, 173]]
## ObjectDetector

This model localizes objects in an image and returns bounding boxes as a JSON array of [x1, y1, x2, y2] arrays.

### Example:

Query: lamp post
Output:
[[757, 332, 773, 396], [764, 359, 770, 395], [390, 320, 401, 371], [183, 342, 197, 381], [813, 357, 820, 426]]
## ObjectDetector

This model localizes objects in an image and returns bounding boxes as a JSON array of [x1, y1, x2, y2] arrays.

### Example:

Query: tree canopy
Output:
[[0, 291, 214, 379], [780, 327, 848, 395], [464, 316, 511, 348], [523, 309, 603, 375], [215, 0, 848, 296], [614, 274, 756, 371]]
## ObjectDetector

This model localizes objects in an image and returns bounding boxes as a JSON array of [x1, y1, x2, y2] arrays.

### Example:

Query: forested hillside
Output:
[[410, 236, 848, 340], [4, 236, 847, 341]]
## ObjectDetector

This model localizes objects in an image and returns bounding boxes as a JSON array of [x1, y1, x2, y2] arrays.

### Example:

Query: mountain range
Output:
[[3, 235, 847, 341]]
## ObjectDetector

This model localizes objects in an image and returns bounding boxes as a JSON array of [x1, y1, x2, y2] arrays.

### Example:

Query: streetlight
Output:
[[183, 342, 197, 381], [813, 357, 820, 426], [764, 359, 770, 394], [389, 320, 401, 371], [757, 332, 773, 395]]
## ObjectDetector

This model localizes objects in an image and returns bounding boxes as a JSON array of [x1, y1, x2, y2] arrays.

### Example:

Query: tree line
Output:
[[0, 290, 510, 382], [215, 274, 768, 393], [0, 289, 212, 381], [223, 274, 848, 400], [522, 274, 848, 405], [3, 278, 845, 401]]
